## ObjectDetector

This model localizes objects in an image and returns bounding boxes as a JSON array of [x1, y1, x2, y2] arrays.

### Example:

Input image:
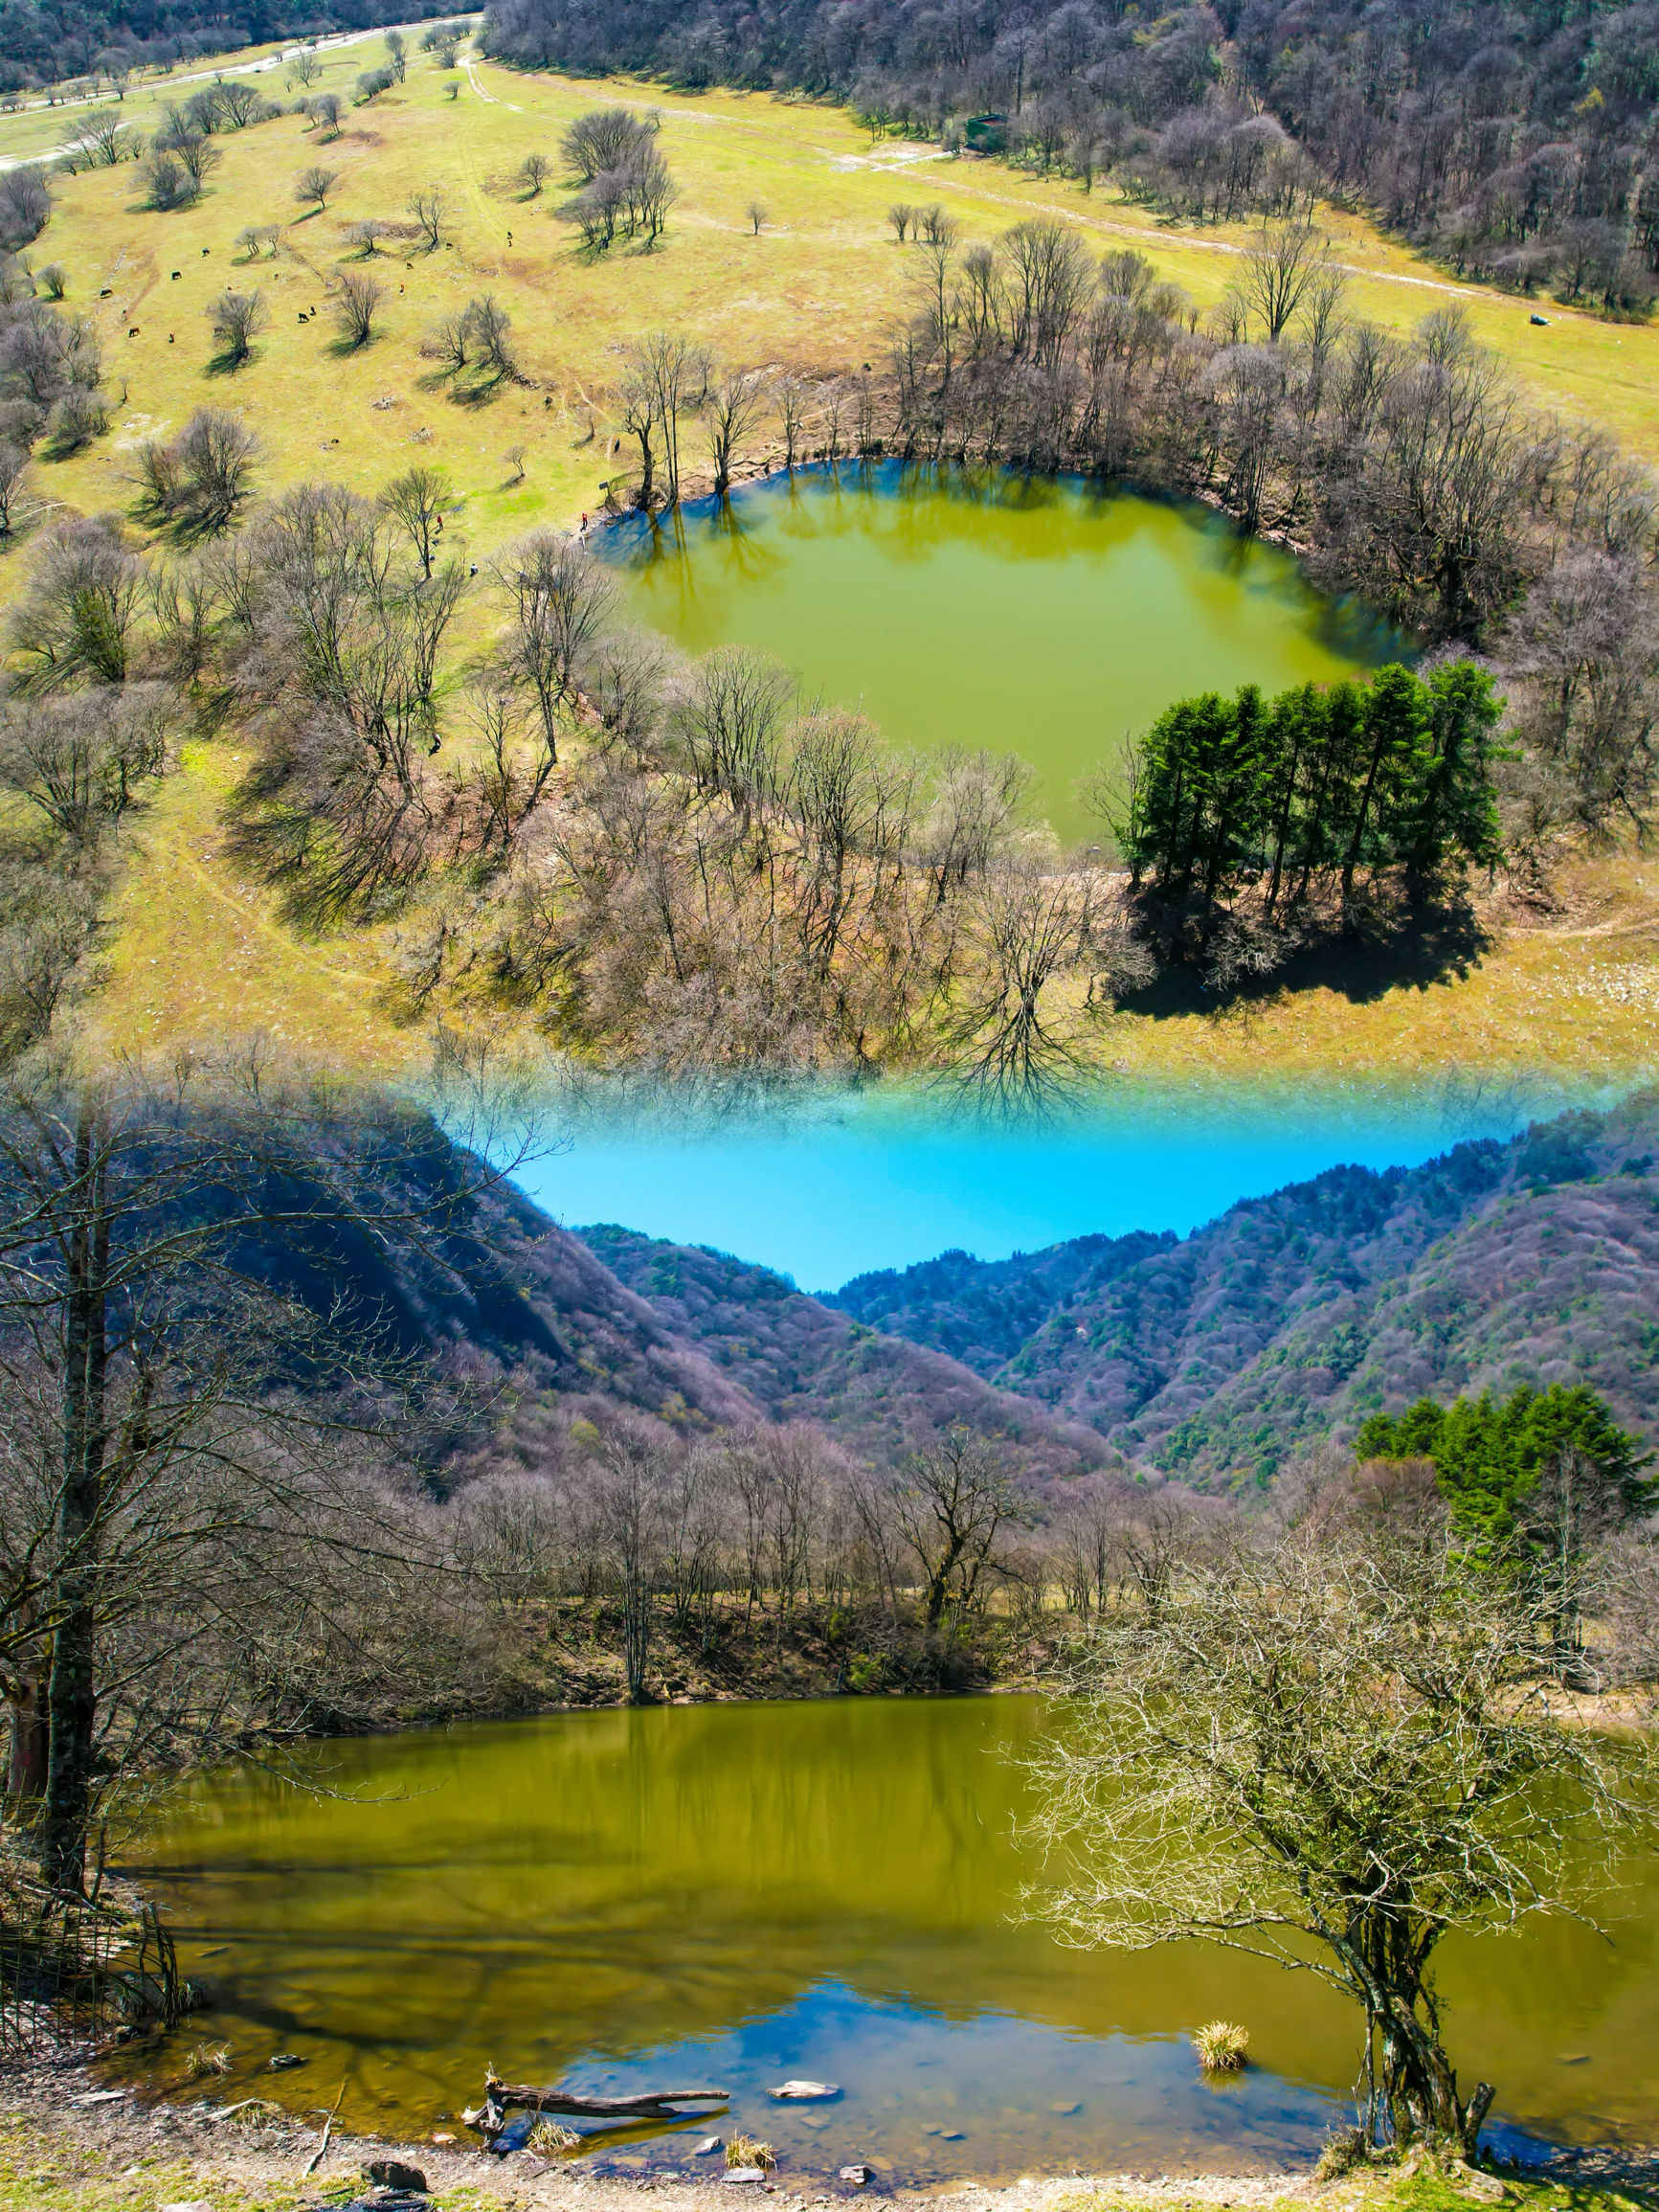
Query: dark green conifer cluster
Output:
[[1117, 662, 1505, 918]]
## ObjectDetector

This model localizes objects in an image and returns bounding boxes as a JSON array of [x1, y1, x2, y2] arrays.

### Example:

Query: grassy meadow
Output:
[[2, 31, 1658, 1086]]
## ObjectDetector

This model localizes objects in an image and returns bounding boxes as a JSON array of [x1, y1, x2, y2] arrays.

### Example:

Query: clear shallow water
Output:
[[602, 465, 1404, 841], [129, 1698, 1659, 2180], [519, 1070, 1585, 1288]]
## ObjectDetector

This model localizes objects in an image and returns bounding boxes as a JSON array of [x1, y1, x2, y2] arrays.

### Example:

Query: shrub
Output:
[[45, 387, 107, 452], [140, 148, 199, 211]]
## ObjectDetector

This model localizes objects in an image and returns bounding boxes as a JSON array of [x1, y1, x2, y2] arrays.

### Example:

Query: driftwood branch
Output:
[[302, 2080, 347, 2178], [463, 2076, 729, 2133]]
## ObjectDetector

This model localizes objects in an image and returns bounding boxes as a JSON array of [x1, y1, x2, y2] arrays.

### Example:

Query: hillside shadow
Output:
[[1115, 896, 1493, 1021]]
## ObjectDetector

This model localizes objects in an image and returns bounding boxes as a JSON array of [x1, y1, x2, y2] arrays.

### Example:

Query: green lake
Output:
[[130, 1696, 1659, 2182], [604, 466, 1403, 842]]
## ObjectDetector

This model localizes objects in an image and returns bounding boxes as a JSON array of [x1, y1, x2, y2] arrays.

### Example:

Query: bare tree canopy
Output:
[[1026, 1521, 1658, 2156], [328, 270, 384, 350]]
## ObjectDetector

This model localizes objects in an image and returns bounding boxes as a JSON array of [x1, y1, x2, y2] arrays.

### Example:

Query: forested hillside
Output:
[[0, 0, 457, 89], [222, 1134, 1106, 1477], [482, 0, 1659, 311], [579, 1224, 1107, 1472], [828, 1093, 1659, 1481], [230, 1095, 1659, 1491], [256, 1094, 1659, 1491]]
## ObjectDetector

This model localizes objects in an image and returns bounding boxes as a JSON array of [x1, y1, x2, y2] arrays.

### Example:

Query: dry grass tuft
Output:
[[182, 2041, 233, 2079], [726, 2133, 776, 2170], [527, 2118, 582, 2154], [1192, 2020, 1249, 2072]]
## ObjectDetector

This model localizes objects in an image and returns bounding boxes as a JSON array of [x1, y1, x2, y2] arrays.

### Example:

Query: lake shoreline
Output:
[[0, 2050, 1508, 2210], [11, 2051, 1659, 2212]]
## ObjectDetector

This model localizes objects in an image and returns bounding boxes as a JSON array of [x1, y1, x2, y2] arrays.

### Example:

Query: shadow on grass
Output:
[[1116, 895, 1493, 1022], [415, 364, 513, 408]]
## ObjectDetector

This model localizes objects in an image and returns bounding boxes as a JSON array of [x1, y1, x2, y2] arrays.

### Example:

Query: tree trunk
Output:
[[7, 1669, 47, 1799], [621, 1560, 649, 1704], [41, 1102, 108, 1895], [1380, 1999, 1493, 2155]]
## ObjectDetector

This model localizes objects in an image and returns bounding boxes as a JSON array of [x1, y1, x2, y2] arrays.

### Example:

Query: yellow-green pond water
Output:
[[605, 465, 1404, 842], [128, 1697, 1659, 2182]]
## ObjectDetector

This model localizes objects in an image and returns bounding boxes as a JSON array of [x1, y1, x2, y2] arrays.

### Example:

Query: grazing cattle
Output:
[[128, 327, 139, 337], [171, 270, 180, 280]]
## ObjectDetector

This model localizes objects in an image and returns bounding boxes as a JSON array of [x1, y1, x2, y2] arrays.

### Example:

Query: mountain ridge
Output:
[[820, 1095, 1659, 1482]]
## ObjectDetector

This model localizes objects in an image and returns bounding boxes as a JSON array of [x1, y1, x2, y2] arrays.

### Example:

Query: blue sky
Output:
[[510, 1072, 1572, 1293]]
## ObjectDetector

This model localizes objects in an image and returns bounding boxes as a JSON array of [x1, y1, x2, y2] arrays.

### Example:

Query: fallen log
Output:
[[463, 2075, 730, 2134]]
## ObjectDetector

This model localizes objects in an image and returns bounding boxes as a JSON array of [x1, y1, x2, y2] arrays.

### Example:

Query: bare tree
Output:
[[517, 151, 551, 195], [294, 165, 337, 214], [468, 293, 518, 382], [408, 187, 449, 252], [140, 148, 200, 212], [384, 28, 407, 81], [66, 106, 124, 167], [892, 1425, 1031, 1626], [307, 91, 343, 139], [0, 443, 28, 537], [561, 105, 659, 183], [773, 375, 811, 469], [345, 218, 391, 257], [380, 463, 453, 581], [205, 286, 266, 367], [1230, 221, 1337, 343], [941, 855, 1093, 1108], [0, 688, 168, 848], [8, 518, 141, 690], [589, 1432, 667, 1701], [287, 51, 323, 90], [0, 1055, 527, 1890], [131, 409, 259, 534], [329, 270, 383, 350], [672, 644, 792, 809], [1025, 1521, 1655, 2156], [620, 330, 711, 508], [746, 199, 769, 237], [420, 307, 472, 376], [494, 530, 617, 780], [704, 365, 768, 498]]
